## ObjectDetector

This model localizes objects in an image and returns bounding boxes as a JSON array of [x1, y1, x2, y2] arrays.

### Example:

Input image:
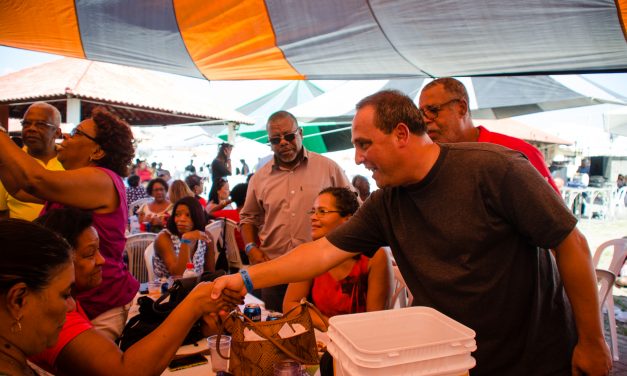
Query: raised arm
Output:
[[366, 248, 393, 312], [212, 237, 357, 298], [54, 283, 242, 376], [154, 232, 192, 276], [0, 133, 118, 211], [554, 228, 611, 375]]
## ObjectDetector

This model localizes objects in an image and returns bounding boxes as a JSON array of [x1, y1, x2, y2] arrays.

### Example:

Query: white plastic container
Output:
[[327, 307, 476, 376]]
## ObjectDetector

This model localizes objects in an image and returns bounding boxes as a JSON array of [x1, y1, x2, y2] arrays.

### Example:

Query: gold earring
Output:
[[10, 319, 21, 333]]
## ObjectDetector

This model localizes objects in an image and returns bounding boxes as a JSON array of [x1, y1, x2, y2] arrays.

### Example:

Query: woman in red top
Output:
[[283, 187, 392, 330]]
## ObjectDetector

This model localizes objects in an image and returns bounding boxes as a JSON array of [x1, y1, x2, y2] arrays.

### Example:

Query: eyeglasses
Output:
[[307, 208, 343, 217], [70, 127, 98, 144], [20, 119, 57, 130], [419, 99, 461, 120], [269, 129, 299, 145]]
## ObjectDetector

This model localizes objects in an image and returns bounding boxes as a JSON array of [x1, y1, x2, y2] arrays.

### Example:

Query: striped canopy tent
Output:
[[1, 1, 627, 81]]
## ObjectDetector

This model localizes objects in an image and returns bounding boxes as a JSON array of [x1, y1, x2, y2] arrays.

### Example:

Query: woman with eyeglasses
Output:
[[282, 187, 392, 330], [0, 106, 139, 341]]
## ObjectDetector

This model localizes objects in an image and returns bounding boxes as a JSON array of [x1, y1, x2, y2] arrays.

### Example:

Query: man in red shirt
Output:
[[419, 77, 560, 194]]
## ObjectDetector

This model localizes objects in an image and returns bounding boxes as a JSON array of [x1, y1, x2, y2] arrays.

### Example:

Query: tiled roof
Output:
[[0, 58, 253, 124]]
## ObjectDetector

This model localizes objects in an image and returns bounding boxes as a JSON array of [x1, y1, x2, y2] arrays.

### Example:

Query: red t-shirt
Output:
[[477, 126, 560, 194], [30, 301, 92, 373]]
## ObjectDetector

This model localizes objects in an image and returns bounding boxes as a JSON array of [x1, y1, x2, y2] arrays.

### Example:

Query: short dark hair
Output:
[[127, 175, 141, 188], [35, 208, 94, 249], [318, 187, 359, 217], [266, 110, 298, 129], [230, 183, 248, 208], [355, 90, 425, 135], [166, 197, 207, 236], [184, 174, 202, 191], [146, 178, 169, 196], [423, 77, 470, 112], [0, 219, 72, 293], [91, 106, 135, 177]]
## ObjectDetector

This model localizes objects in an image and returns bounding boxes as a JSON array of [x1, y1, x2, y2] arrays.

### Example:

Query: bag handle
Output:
[[282, 298, 329, 332], [216, 300, 321, 364]]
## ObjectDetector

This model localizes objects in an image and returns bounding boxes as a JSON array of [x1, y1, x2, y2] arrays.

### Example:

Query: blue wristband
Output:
[[244, 242, 257, 255], [180, 238, 192, 245], [240, 269, 254, 293]]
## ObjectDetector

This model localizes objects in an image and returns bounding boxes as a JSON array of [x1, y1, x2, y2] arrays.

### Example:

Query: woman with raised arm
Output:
[[0, 106, 138, 340]]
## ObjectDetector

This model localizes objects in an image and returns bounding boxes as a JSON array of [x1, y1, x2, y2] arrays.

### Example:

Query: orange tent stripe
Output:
[[174, 0, 303, 80], [617, 0, 627, 42], [0, 0, 84, 58]]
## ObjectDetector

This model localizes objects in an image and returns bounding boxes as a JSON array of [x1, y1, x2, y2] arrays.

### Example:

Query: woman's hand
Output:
[[181, 230, 211, 244]]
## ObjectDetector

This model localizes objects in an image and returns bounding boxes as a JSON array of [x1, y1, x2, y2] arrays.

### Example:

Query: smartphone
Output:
[[167, 354, 208, 371]]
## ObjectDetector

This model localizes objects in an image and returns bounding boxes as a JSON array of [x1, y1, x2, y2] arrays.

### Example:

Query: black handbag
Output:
[[118, 270, 225, 350]]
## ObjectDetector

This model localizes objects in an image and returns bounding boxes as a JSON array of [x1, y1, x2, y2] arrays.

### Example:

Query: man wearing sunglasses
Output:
[[419, 77, 559, 194], [0, 102, 64, 220], [238, 110, 352, 311]]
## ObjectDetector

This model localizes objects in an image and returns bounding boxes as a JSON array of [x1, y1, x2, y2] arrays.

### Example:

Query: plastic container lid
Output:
[[328, 307, 476, 367]]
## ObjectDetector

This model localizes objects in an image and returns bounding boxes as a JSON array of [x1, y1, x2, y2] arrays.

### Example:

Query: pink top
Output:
[[41, 167, 139, 318]]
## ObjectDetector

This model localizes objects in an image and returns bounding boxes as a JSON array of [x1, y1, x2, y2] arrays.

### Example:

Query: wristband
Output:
[[180, 238, 192, 245], [240, 269, 254, 293], [244, 242, 257, 255]]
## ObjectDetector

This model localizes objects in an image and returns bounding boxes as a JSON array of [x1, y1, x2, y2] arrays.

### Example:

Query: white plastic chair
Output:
[[596, 268, 617, 361], [389, 266, 413, 309], [128, 197, 153, 218], [592, 238, 627, 361], [124, 232, 157, 283], [144, 242, 156, 282], [205, 220, 224, 264], [224, 218, 243, 269]]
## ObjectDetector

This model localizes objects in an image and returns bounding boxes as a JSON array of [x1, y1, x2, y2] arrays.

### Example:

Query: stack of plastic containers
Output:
[[327, 307, 476, 376]]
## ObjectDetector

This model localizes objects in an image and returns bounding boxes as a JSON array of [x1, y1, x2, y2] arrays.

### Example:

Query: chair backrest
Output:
[[597, 268, 616, 310], [144, 242, 156, 282], [592, 238, 627, 276], [224, 218, 243, 269], [205, 220, 224, 264], [388, 266, 413, 309], [128, 197, 153, 218], [124, 232, 158, 283]]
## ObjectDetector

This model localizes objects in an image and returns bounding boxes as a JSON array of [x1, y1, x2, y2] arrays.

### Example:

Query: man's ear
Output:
[[393, 122, 411, 146], [54, 127, 63, 139], [458, 98, 470, 118]]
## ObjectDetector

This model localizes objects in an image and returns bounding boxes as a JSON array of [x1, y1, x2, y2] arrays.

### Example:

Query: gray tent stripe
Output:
[[264, 0, 423, 79], [76, 0, 203, 79]]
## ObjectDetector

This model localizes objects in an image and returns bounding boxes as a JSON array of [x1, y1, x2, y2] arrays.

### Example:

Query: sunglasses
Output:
[[269, 129, 299, 145], [70, 127, 99, 144]]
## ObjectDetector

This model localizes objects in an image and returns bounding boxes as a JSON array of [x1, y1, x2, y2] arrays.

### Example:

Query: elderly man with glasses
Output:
[[0, 102, 64, 220], [419, 77, 559, 193], [239, 110, 353, 311]]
